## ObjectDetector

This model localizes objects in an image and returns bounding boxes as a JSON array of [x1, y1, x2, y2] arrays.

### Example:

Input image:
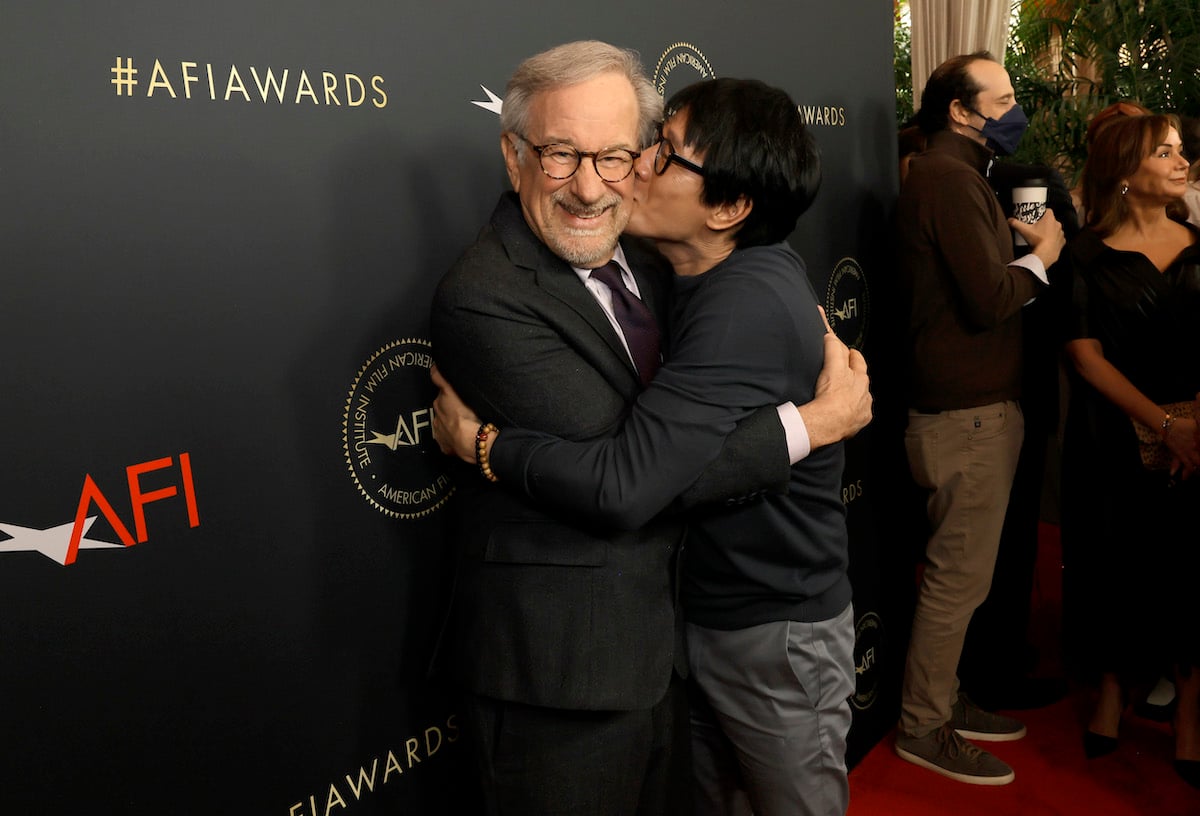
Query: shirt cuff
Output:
[[1010, 253, 1048, 285], [777, 402, 811, 464]]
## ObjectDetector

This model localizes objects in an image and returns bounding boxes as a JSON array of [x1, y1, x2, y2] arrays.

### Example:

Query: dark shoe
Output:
[[1134, 677, 1176, 723], [949, 693, 1027, 742], [1174, 759, 1200, 789], [1083, 730, 1118, 759], [895, 725, 1015, 785], [1136, 698, 1177, 722], [971, 677, 1068, 711]]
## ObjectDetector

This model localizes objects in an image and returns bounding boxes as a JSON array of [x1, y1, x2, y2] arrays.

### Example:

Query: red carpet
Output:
[[848, 696, 1200, 815], [848, 524, 1200, 815]]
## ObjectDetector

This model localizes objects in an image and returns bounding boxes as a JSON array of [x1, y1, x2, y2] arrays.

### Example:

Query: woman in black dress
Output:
[[1061, 113, 1200, 785]]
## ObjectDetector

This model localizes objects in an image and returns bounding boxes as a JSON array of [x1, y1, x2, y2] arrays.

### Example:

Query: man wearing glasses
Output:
[[430, 41, 869, 816]]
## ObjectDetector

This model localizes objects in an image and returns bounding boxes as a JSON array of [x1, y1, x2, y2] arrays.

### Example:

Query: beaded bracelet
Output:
[[1161, 412, 1176, 440], [475, 422, 499, 483]]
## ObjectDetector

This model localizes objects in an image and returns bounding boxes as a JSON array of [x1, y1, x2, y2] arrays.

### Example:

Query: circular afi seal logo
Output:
[[851, 611, 883, 711], [825, 257, 870, 351], [652, 42, 715, 99], [343, 339, 454, 519]]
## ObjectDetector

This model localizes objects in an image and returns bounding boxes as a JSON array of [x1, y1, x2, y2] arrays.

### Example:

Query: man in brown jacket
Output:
[[893, 51, 1065, 786]]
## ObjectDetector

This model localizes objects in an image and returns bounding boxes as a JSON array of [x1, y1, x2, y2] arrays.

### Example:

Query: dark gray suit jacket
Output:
[[430, 192, 788, 711]]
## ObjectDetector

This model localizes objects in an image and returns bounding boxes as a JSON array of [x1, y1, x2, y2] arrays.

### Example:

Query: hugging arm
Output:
[[433, 287, 871, 528]]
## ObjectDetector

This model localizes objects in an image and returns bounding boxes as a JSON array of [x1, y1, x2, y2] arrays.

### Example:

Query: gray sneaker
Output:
[[895, 725, 1015, 785], [950, 693, 1027, 742]]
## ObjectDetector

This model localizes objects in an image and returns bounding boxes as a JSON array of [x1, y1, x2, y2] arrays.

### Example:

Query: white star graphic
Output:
[[365, 427, 420, 450], [0, 517, 124, 566], [471, 85, 503, 115], [367, 429, 400, 450]]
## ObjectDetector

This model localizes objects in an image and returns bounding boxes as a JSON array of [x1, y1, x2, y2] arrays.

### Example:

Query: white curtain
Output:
[[910, 0, 1010, 112]]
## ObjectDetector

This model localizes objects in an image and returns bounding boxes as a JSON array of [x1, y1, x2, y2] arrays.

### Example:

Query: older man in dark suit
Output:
[[430, 41, 868, 816]]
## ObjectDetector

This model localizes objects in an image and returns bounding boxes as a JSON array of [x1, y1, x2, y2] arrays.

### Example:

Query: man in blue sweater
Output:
[[433, 76, 864, 816]]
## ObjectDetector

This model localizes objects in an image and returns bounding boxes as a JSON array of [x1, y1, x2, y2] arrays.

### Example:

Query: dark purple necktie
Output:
[[589, 261, 662, 384]]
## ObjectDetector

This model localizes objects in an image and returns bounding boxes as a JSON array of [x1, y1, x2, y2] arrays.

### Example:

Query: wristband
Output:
[[475, 422, 499, 483]]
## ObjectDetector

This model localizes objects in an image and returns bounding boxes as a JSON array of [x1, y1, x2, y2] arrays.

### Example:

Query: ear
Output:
[[948, 98, 975, 128], [706, 195, 752, 234], [501, 133, 522, 191]]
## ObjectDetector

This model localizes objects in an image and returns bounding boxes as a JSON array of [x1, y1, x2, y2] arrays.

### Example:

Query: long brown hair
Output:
[[1081, 113, 1187, 236]]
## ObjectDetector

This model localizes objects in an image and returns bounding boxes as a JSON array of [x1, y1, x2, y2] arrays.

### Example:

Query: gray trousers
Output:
[[686, 604, 856, 816]]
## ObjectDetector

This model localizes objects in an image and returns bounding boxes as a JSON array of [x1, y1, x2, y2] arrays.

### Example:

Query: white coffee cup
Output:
[[1012, 181, 1048, 246]]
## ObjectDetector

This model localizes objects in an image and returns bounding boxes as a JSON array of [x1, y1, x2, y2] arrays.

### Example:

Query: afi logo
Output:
[[367, 408, 433, 450], [69, 453, 199, 564], [0, 453, 200, 566], [856, 646, 876, 676], [832, 298, 858, 322]]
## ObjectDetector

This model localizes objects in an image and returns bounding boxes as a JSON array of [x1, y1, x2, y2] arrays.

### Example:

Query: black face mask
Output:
[[966, 104, 1029, 156]]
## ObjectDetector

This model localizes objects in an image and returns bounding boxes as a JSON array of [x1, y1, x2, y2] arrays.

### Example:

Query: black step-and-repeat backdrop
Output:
[[1, 2, 898, 813]]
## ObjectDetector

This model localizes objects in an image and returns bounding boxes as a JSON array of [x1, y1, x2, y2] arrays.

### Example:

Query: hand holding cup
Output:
[[1012, 180, 1048, 246]]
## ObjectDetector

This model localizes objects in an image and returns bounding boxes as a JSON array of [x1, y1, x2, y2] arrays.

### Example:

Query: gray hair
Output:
[[501, 40, 662, 149]]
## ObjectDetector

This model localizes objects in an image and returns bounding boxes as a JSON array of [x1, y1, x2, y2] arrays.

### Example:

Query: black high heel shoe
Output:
[[1174, 759, 1200, 789], [1083, 730, 1118, 758]]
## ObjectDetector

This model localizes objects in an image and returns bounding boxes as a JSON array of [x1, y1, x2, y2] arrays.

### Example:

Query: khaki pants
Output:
[[900, 401, 1024, 737]]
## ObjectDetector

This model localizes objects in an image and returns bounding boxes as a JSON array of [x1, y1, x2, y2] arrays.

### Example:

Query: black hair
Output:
[[665, 77, 821, 248]]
